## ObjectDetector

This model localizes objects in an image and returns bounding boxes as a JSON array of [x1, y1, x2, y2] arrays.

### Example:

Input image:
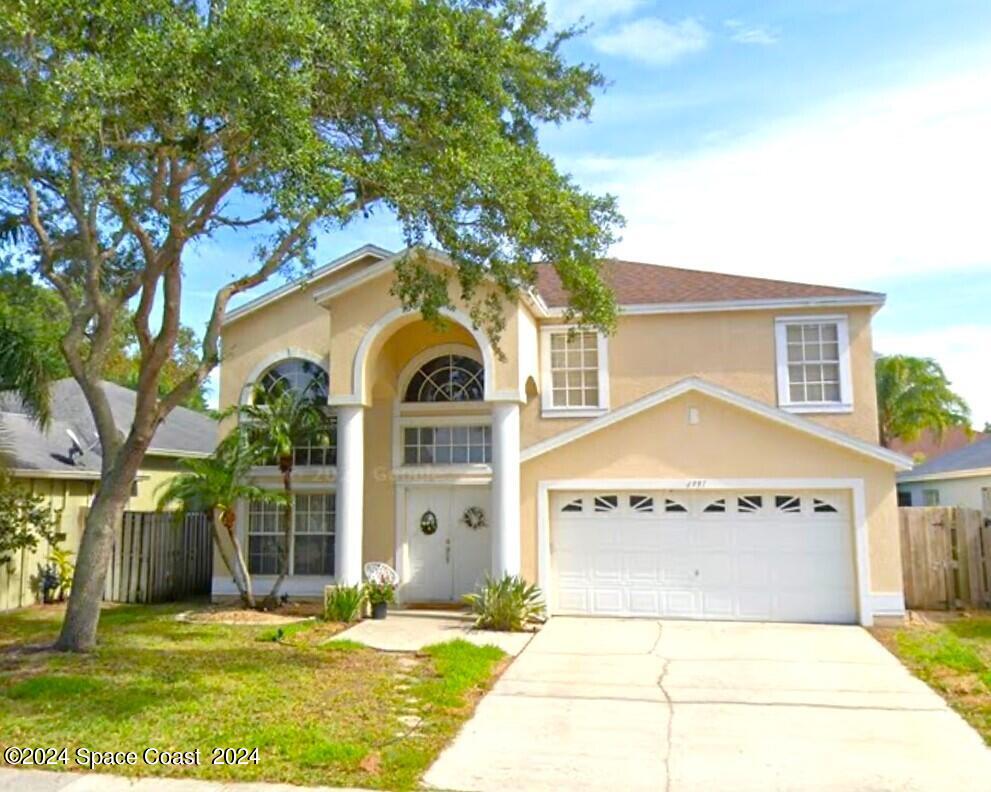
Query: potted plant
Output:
[[365, 580, 395, 620]]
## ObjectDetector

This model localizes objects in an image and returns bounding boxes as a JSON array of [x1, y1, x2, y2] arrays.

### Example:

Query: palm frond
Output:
[[0, 319, 53, 429]]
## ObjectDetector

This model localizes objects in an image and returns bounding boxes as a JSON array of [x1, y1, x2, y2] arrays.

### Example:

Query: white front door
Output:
[[405, 486, 491, 602], [551, 488, 857, 624]]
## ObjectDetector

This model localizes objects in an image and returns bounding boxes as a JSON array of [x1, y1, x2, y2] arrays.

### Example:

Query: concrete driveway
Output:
[[425, 618, 991, 791]]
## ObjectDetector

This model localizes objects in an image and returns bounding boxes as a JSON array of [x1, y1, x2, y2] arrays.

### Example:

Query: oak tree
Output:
[[0, 0, 620, 650]]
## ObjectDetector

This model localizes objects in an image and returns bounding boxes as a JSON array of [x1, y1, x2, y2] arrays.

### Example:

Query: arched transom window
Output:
[[254, 358, 329, 405], [404, 354, 484, 403]]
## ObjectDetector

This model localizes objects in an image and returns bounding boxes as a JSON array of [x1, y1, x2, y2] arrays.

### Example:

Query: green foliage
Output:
[[463, 574, 545, 632], [876, 355, 972, 447], [0, 471, 60, 570], [38, 545, 74, 603], [237, 385, 332, 473], [0, 0, 620, 351], [0, 318, 55, 427], [256, 619, 319, 643], [0, 273, 209, 412], [365, 580, 396, 606], [324, 585, 366, 623]]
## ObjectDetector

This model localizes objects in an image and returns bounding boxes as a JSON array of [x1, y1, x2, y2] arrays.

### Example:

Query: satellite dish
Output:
[[66, 428, 84, 459]]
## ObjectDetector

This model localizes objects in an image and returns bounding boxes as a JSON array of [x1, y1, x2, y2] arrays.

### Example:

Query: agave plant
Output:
[[156, 434, 287, 608], [464, 574, 545, 632]]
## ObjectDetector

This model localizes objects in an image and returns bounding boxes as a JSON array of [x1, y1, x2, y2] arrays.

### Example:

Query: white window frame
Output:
[[392, 414, 494, 473], [922, 488, 940, 506], [774, 314, 853, 414], [245, 487, 336, 577], [539, 324, 610, 418]]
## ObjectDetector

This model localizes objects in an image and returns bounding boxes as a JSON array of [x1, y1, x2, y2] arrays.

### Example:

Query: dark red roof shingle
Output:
[[534, 259, 882, 308]]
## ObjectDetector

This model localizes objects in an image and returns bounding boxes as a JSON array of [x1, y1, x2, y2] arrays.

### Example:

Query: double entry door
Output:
[[405, 486, 491, 603]]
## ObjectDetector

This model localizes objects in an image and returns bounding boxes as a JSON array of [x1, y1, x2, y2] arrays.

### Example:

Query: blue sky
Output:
[[187, 1, 991, 424]]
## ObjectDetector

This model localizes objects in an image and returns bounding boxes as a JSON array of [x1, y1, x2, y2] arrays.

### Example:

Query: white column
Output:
[[491, 401, 521, 577], [335, 405, 364, 585]]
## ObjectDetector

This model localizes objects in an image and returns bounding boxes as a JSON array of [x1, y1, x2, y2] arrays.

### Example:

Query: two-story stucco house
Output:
[[215, 244, 912, 626]]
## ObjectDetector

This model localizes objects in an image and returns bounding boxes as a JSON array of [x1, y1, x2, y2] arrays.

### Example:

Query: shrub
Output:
[[324, 584, 365, 623], [463, 575, 545, 632]]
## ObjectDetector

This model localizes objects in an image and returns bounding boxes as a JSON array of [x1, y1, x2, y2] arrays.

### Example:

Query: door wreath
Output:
[[461, 506, 487, 531]]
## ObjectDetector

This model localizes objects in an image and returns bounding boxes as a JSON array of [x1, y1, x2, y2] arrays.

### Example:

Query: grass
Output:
[[0, 603, 506, 789], [873, 612, 991, 742]]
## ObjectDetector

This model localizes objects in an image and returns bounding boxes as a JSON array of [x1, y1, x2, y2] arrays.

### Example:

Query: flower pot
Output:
[[371, 601, 388, 620]]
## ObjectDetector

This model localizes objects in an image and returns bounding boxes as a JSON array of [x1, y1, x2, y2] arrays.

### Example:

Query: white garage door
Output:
[[551, 489, 857, 624]]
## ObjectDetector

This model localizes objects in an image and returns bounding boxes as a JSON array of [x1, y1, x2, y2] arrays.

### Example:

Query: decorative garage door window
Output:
[[403, 425, 492, 464], [556, 491, 846, 519], [404, 354, 484, 402]]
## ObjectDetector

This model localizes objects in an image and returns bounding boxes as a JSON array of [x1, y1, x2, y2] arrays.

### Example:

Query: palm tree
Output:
[[0, 319, 53, 428], [875, 354, 971, 447], [156, 435, 286, 608], [237, 384, 332, 604]]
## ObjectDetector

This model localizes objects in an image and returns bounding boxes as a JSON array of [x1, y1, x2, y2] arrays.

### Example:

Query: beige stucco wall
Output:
[[520, 390, 902, 597], [0, 477, 94, 611], [521, 305, 880, 448], [899, 475, 991, 511], [128, 455, 189, 511]]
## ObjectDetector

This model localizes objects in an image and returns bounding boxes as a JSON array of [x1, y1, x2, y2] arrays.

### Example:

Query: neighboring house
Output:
[[0, 379, 217, 610], [890, 427, 986, 464], [217, 244, 912, 626], [897, 436, 991, 512]]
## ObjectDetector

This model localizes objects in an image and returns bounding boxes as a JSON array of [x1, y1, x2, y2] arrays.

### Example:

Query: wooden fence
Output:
[[104, 511, 213, 604], [899, 507, 991, 610]]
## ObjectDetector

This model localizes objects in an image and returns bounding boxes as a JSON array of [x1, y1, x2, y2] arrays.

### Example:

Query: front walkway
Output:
[[425, 617, 991, 791], [333, 610, 534, 655]]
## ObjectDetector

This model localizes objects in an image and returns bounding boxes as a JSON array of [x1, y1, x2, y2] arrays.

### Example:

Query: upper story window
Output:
[[774, 316, 852, 413], [404, 354, 484, 403], [251, 358, 336, 466], [540, 326, 609, 416]]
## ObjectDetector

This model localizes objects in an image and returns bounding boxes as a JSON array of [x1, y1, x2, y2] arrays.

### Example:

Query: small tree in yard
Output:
[[876, 355, 971, 447], [237, 385, 331, 605], [0, 1, 620, 650], [155, 435, 286, 609], [0, 471, 60, 577]]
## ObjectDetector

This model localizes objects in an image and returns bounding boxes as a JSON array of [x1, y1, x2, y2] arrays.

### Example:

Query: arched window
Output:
[[404, 354, 484, 403], [249, 358, 334, 467], [254, 358, 329, 405]]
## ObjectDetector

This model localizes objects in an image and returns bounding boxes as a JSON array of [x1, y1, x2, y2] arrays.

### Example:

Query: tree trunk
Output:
[[265, 465, 293, 606], [211, 509, 255, 609], [53, 483, 129, 652], [226, 514, 256, 609]]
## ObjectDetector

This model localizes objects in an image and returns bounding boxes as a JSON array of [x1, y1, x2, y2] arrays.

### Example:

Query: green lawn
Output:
[[0, 604, 505, 789], [873, 613, 991, 743]]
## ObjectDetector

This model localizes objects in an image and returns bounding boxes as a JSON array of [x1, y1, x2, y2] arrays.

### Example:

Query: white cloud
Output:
[[542, 0, 644, 29], [873, 325, 991, 427], [569, 64, 991, 283], [725, 20, 778, 45], [594, 17, 709, 66]]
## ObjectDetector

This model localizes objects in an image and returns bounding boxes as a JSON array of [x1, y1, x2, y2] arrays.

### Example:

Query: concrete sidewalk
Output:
[[333, 609, 534, 655], [0, 767, 366, 792]]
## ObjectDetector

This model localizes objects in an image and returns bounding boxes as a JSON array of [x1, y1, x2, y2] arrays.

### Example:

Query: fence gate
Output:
[[104, 512, 212, 604], [899, 507, 991, 610]]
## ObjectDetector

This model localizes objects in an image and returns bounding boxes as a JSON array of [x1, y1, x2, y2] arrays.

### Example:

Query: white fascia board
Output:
[[540, 293, 886, 318], [897, 466, 991, 483], [8, 468, 101, 480], [221, 244, 394, 326], [145, 448, 213, 459], [520, 376, 913, 470], [311, 246, 549, 318]]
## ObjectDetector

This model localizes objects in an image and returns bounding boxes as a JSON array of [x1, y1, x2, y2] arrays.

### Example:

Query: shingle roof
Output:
[[534, 259, 883, 308], [898, 435, 991, 481], [0, 412, 102, 478], [890, 427, 988, 462], [0, 379, 217, 465]]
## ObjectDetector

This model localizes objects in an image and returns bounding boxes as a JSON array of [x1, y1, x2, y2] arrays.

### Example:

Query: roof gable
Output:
[[521, 377, 911, 470]]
